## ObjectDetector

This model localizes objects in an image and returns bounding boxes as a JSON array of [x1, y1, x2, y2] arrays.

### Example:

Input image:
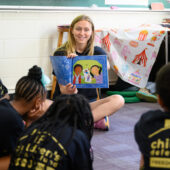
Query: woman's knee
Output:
[[109, 95, 125, 108]]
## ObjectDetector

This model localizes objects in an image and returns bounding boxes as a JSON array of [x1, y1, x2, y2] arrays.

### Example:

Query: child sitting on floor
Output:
[[134, 63, 170, 170], [9, 94, 94, 170]]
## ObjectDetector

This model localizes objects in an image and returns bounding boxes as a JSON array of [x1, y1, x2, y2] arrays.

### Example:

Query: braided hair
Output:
[[14, 65, 46, 102]]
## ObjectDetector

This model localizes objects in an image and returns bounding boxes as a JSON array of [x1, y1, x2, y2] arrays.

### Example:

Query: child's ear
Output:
[[157, 95, 164, 108], [29, 98, 42, 119], [157, 95, 169, 111], [35, 97, 41, 109]]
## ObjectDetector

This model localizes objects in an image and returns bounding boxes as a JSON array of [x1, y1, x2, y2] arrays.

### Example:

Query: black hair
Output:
[[14, 65, 46, 102], [73, 64, 83, 71], [34, 94, 93, 141], [90, 65, 102, 77], [156, 63, 170, 111], [0, 79, 8, 98]]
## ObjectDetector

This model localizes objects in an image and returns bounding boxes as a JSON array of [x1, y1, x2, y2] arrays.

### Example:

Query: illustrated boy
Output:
[[73, 64, 83, 84]]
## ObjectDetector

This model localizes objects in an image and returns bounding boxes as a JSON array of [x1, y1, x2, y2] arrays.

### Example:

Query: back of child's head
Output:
[[21, 94, 93, 148], [38, 94, 94, 141], [14, 65, 46, 102], [156, 63, 170, 110]]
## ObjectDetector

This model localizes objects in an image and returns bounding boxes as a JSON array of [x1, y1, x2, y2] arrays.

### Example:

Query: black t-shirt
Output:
[[0, 99, 24, 157], [9, 126, 93, 170], [135, 109, 170, 170], [53, 46, 107, 101], [0, 79, 8, 98]]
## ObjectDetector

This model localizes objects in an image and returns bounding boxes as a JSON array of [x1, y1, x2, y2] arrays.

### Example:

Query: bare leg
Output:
[[90, 95, 124, 122]]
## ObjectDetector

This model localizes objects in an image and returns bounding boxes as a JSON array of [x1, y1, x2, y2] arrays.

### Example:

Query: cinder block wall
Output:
[[0, 9, 169, 93]]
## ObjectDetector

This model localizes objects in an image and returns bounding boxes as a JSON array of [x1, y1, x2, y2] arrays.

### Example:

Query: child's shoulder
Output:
[[136, 109, 170, 131], [140, 109, 166, 122], [53, 46, 67, 56]]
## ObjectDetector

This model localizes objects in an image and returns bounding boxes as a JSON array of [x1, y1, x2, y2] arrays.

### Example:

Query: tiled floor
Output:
[[92, 102, 161, 170]]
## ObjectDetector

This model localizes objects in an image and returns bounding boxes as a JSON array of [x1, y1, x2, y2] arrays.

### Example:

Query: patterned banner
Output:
[[95, 24, 167, 88]]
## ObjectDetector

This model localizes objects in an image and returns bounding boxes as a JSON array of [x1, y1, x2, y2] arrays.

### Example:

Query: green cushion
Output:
[[106, 91, 138, 97], [124, 96, 141, 103], [106, 90, 141, 103]]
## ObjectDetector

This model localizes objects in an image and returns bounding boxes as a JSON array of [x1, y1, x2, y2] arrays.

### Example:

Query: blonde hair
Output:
[[59, 15, 95, 56]]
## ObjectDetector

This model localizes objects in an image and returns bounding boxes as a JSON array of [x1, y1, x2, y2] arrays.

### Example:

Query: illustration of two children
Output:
[[73, 64, 103, 84]]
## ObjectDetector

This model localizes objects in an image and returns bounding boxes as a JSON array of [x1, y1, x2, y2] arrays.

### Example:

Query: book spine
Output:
[[71, 58, 73, 83]]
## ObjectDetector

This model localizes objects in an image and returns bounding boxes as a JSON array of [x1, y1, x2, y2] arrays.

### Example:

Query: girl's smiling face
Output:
[[91, 66, 100, 76], [72, 20, 92, 46]]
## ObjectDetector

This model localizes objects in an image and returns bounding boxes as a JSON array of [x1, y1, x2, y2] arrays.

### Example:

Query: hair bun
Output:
[[28, 65, 42, 82]]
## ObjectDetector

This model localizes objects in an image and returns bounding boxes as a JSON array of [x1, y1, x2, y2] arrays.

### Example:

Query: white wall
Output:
[[0, 8, 169, 93]]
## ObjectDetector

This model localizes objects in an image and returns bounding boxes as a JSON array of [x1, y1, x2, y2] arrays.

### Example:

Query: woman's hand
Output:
[[107, 59, 110, 70], [67, 53, 77, 58], [59, 83, 78, 94]]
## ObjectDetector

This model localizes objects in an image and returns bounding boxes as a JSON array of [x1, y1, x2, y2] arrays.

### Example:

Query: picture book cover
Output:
[[50, 55, 109, 88]]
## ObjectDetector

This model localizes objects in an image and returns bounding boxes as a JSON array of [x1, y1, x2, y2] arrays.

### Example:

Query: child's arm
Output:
[[0, 155, 11, 170], [139, 154, 144, 170], [0, 94, 10, 101]]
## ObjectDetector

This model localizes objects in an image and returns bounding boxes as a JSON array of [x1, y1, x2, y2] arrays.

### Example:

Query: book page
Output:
[[50, 56, 72, 85], [72, 55, 109, 88]]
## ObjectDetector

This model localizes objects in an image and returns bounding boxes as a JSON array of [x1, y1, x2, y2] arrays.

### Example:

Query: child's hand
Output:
[[67, 53, 77, 58], [59, 83, 78, 94], [30, 102, 45, 117]]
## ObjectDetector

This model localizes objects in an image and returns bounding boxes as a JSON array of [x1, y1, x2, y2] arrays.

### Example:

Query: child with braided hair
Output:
[[0, 65, 52, 170], [9, 94, 94, 170]]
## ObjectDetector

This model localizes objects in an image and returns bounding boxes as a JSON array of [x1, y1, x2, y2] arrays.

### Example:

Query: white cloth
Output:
[[95, 24, 167, 88]]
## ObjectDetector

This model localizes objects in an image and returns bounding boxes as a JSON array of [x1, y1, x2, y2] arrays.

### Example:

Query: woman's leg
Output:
[[90, 95, 124, 122]]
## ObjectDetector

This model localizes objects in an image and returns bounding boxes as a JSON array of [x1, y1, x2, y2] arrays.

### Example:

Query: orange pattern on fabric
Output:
[[102, 33, 111, 52], [132, 48, 148, 67]]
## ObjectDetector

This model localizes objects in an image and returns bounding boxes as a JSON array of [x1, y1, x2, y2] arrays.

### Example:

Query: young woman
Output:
[[9, 94, 94, 170], [53, 15, 124, 130], [0, 65, 52, 170]]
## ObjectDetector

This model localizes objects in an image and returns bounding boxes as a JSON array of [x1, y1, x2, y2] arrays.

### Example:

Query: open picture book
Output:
[[50, 55, 109, 88]]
